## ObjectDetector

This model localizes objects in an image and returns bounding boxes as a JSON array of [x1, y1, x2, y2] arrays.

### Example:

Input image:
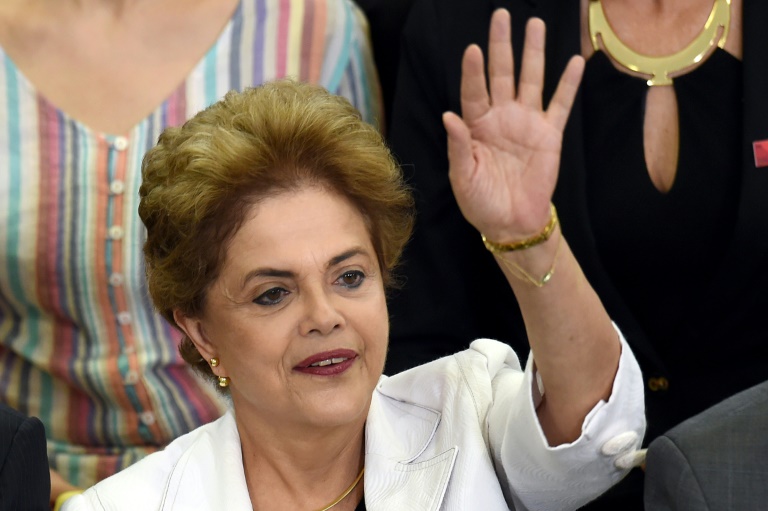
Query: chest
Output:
[[577, 0, 743, 192]]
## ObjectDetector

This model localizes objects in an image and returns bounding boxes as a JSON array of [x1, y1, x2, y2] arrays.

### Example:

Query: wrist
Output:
[[481, 203, 558, 253], [494, 226, 562, 287]]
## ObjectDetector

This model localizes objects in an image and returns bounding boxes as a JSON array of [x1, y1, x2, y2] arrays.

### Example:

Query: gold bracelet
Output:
[[53, 490, 83, 511], [481, 203, 559, 253], [497, 230, 562, 287]]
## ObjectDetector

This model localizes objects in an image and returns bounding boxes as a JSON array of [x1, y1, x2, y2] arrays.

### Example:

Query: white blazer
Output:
[[67, 334, 645, 511]]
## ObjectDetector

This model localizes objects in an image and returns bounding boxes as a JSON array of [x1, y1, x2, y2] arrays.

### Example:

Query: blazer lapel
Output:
[[159, 397, 457, 511], [364, 388, 458, 511]]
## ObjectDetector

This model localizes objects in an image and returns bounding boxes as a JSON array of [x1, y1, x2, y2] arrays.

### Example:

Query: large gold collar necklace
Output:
[[589, 0, 731, 86]]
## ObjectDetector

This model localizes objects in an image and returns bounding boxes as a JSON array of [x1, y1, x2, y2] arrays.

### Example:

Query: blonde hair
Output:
[[139, 80, 414, 388]]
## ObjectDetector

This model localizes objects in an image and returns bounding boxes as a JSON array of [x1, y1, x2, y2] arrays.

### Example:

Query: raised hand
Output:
[[443, 11, 625, 446], [444, 9, 584, 245]]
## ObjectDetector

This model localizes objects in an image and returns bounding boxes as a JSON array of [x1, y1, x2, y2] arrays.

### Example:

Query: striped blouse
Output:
[[0, 0, 381, 488]]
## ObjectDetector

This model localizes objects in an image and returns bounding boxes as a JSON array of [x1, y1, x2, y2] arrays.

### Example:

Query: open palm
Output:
[[445, 10, 584, 243]]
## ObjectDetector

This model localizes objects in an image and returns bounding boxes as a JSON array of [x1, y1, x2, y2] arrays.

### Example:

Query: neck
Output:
[[17, 0, 168, 20], [235, 407, 367, 511], [600, 0, 703, 13], [52, 0, 145, 7]]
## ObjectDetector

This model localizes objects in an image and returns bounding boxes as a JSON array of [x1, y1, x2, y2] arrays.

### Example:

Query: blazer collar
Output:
[[363, 380, 457, 511], [158, 389, 456, 511]]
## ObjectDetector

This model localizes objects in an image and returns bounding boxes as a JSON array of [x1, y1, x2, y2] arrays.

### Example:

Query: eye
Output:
[[336, 270, 365, 289], [254, 287, 289, 305]]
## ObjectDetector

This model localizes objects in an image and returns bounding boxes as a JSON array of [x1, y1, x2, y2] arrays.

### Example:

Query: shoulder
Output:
[[650, 380, 768, 459], [0, 405, 50, 511], [0, 404, 46, 457], [662, 380, 768, 450], [0, 403, 26, 433], [366, 340, 524, 466], [69, 413, 239, 510], [645, 382, 768, 510], [379, 339, 524, 410]]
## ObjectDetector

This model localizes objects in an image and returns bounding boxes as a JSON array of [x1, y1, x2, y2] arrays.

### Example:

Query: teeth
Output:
[[309, 357, 348, 367]]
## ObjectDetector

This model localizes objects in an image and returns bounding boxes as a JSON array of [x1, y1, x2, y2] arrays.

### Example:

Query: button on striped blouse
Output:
[[0, 0, 381, 488]]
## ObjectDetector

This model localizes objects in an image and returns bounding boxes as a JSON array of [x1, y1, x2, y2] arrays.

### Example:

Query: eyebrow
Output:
[[240, 247, 369, 290]]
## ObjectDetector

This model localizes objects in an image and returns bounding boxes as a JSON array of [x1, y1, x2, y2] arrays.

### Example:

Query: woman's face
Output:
[[177, 186, 389, 430]]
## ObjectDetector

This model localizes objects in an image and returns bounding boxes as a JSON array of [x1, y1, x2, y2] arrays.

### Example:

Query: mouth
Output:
[[294, 349, 358, 376], [309, 357, 349, 367]]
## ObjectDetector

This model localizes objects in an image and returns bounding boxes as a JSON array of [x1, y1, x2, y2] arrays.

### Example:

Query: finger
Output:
[[517, 17, 546, 109], [488, 9, 515, 105], [460, 44, 491, 123], [443, 111, 476, 186], [545, 55, 585, 132]]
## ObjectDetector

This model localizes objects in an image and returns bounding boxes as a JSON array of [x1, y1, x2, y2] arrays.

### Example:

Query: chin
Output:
[[302, 388, 373, 428]]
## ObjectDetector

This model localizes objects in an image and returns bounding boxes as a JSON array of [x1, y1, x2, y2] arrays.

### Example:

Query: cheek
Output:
[[214, 318, 290, 374]]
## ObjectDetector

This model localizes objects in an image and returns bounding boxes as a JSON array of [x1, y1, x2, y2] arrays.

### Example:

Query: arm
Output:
[[445, 9, 619, 445], [386, 0, 664, 385], [50, 469, 83, 510]]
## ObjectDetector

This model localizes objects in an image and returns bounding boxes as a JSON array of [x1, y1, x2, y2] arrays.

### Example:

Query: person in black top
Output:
[[0, 404, 51, 511], [387, 0, 767, 508], [353, 0, 416, 133]]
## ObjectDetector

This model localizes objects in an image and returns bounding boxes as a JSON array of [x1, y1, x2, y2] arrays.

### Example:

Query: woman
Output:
[[386, 0, 761, 507], [68, 12, 644, 510], [0, 0, 380, 503]]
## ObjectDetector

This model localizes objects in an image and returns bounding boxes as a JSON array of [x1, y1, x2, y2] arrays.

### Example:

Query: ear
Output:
[[174, 309, 218, 363]]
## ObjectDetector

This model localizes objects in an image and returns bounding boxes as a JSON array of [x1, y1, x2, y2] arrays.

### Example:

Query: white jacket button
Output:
[[601, 431, 639, 456]]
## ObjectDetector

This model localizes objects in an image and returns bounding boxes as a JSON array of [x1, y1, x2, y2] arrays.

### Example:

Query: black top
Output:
[[352, 0, 416, 133], [584, 49, 742, 338], [355, 499, 366, 511], [0, 404, 51, 511], [582, 48, 755, 438]]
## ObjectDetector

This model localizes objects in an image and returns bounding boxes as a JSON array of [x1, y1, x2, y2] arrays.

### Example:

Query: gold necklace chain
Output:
[[315, 467, 365, 511], [588, 0, 731, 86]]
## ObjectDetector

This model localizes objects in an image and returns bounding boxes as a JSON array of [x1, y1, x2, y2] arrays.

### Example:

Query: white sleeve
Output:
[[480, 324, 646, 511]]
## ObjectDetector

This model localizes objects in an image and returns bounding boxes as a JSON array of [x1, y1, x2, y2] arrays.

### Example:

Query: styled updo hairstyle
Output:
[[139, 80, 414, 390]]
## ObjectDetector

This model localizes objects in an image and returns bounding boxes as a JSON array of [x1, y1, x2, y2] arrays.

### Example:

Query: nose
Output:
[[298, 287, 345, 337]]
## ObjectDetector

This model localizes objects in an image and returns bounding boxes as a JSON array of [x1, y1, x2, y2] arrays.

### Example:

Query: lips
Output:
[[294, 349, 358, 376]]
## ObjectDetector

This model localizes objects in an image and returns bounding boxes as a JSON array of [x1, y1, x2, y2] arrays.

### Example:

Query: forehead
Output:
[[223, 186, 374, 270]]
